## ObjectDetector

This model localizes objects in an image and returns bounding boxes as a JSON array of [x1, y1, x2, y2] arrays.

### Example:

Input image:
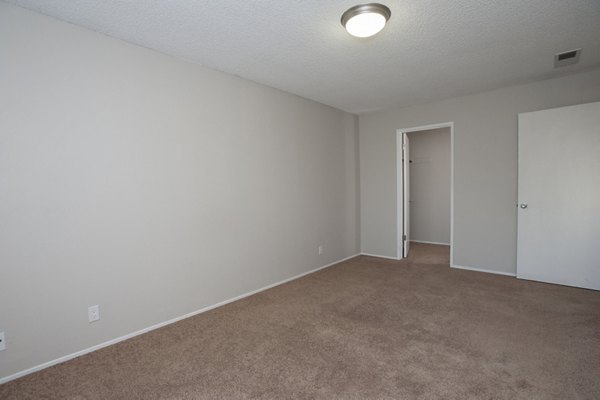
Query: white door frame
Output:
[[396, 122, 454, 264]]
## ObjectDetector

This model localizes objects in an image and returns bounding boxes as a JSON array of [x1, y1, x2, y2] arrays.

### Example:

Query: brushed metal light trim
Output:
[[341, 3, 392, 28]]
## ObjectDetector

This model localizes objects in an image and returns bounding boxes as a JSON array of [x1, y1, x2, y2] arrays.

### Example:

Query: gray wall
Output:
[[359, 68, 600, 272], [0, 4, 359, 380], [408, 128, 451, 245]]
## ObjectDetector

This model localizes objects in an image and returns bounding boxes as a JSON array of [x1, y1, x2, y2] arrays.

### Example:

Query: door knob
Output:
[[520, 203, 528, 209]]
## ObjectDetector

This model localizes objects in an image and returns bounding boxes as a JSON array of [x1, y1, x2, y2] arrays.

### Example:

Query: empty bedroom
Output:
[[1, 1, 599, 399]]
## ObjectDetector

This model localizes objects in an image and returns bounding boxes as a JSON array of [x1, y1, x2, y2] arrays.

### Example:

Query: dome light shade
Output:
[[341, 3, 391, 38]]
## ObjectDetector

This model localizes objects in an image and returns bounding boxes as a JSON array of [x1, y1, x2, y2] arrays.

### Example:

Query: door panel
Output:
[[517, 102, 600, 290], [403, 133, 410, 258]]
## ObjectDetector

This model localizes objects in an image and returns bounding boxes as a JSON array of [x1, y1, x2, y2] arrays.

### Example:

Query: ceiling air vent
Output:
[[554, 48, 581, 68]]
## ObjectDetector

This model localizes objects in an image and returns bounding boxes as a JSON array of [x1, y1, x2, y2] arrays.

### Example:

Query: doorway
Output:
[[397, 123, 454, 264]]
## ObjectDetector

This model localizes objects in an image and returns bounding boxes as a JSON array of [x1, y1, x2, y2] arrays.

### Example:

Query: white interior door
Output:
[[517, 101, 600, 290], [403, 133, 410, 258]]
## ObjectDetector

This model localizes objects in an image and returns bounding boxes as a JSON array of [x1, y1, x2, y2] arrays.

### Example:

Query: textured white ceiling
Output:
[[5, 0, 600, 113]]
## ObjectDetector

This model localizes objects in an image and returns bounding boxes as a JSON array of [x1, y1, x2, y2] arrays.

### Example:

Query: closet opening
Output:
[[396, 123, 453, 265]]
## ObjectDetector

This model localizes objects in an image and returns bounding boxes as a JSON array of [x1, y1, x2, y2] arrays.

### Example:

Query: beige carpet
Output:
[[2, 243, 599, 399]]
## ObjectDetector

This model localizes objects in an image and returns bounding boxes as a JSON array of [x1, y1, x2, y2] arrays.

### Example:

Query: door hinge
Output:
[[403, 234, 407, 241]]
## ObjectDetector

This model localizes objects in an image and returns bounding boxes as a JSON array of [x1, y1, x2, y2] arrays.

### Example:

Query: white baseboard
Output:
[[0, 253, 360, 385], [451, 264, 516, 277], [360, 252, 400, 260], [411, 240, 450, 246]]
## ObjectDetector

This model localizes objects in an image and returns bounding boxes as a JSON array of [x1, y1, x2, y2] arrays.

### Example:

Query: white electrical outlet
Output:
[[318, 245, 323, 255], [88, 305, 100, 323], [0, 332, 6, 351]]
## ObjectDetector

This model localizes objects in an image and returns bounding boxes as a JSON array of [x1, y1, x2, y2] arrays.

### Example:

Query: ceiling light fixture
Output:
[[341, 3, 391, 38]]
